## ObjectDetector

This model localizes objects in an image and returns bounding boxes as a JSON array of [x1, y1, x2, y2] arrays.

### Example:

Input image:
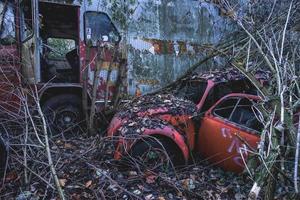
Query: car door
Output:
[[20, 0, 40, 84], [197, 94, 262, 173]]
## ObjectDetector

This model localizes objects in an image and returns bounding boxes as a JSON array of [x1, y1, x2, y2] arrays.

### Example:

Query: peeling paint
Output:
[[125, 0, 235, 94], [83, 0, 236, 96]]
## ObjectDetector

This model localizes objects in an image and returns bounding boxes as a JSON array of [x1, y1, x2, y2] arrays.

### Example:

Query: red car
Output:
[[107, 68, 269, 173]]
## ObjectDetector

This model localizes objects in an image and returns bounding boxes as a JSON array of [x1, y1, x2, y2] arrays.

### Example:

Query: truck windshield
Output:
[[0, 2, 15, 45]]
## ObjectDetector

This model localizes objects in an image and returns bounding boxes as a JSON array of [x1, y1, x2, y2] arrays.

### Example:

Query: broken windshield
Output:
[[84, 12, 120, 46], [173, 80, 207, 104]]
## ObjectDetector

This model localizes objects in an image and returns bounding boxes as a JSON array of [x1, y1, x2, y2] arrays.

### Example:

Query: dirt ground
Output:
[[2, 132, 293, 200]]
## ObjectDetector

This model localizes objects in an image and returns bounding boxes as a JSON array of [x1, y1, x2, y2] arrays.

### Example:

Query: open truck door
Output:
[[0, 0, 19, 177], [82, 11, 121, 132], [20, 0, 81, 84], [82, 11, 121, 101], [0, 0, 22, 114], [20, 0, 40, 84]]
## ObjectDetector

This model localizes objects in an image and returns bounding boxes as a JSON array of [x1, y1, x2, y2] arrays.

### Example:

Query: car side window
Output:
[[201, 83, 233, 113], [214, 98, 239, 119], [214, 97, 263, 132]]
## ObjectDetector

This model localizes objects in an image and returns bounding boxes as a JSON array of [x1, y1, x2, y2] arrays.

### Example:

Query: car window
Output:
[[201, 83, 234, 113], [173, 80, 207, 104], [214, 97, 263, 132], [213, 98, 239, 119], [0, 2, 16, 45], [201, 80, 257, 113], [46, 38, 76, 59]]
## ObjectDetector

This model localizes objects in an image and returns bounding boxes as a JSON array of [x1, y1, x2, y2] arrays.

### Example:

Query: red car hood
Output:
[[107, 94, 197, 136]]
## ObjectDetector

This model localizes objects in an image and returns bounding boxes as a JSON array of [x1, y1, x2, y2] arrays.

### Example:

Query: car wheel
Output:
[[128, 137, 184, 172], [0, 138, 7, 178], [42, 94, 83, 136]]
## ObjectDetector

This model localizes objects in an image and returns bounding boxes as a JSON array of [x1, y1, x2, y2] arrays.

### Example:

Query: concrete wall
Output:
[[83, 0, 235, 95], [126, 0, 235, 94]]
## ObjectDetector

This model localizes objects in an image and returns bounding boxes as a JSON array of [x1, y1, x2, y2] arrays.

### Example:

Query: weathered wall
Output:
[[126, 0, 234, 94], [83, 0, 235, 95]]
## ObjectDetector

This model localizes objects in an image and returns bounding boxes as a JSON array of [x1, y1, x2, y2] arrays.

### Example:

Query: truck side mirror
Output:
[[84, 11, 120, 46]]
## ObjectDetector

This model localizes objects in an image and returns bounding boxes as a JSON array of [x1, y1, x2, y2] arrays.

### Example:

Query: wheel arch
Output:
[[39, 85, 89, 105], [144, 133, 189, 164], [116, 123, 190, 164], [143, 129, 189, 164]]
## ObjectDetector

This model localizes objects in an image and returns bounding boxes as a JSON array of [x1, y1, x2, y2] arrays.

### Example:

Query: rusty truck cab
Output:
[[0, 0, 121, 143], [20, 0, 80, 84], [0, 0, 122, 177]]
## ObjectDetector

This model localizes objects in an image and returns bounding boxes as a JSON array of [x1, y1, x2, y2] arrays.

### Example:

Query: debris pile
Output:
[[118, 117, 168, 137], [0, 135, 272, 199], [117, 94, 197, 120]]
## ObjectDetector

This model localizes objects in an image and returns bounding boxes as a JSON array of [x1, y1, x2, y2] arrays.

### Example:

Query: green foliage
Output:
[[47, 38, 75, 59], [78, 0, 92, 5], [107, 0, 136, 30], [46, 0, 92, 5]]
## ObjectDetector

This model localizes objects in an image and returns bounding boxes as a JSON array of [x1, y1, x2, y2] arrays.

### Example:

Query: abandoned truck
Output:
[[0, 0, 122, 128], [108, 68, 272, 173], [0, 0, 122, 177]]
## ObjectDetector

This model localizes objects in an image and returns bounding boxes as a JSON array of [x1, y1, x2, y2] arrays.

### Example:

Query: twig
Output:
[[86, 162, 143, 200], [34, 86, 66, 200], [294, 117, 300, 193]]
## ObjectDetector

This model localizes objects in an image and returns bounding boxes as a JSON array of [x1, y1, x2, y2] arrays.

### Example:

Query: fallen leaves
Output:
[[64, 143, 73, 149], [4, 171, 19, 182], [59, 179, 67, 187], [85, 180, 92, 188], [128, 171, 138, 176], [182, 178, 196, 190], [3, 136, 261, 199], [145, 174, 157, 184]]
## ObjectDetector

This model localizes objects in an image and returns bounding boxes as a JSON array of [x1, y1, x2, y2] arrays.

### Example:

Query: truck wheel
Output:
[[0, 138, 7, 178], [128, 137, 184, 172], [42, 94, 83, 136]]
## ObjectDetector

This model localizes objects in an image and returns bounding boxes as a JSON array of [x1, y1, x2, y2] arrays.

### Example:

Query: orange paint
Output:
[[197, 115, 260, 173]]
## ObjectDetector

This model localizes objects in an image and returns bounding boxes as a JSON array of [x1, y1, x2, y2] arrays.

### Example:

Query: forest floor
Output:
[[0, 134, 292, 200]]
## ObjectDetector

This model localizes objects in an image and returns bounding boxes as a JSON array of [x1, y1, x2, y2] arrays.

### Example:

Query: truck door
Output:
[[83, 12, 120, 102], [0, 1, 21, 115], [20, 0, 40, 84], [197, 95, 262, 172]]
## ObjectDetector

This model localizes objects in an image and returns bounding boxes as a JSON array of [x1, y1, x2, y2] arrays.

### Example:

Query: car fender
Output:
[[113, 117, 189, 163]]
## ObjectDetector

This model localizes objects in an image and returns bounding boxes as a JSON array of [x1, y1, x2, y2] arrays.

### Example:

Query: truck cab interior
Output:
[[39, 2, 79, 83], [21, 1, 80, 83]]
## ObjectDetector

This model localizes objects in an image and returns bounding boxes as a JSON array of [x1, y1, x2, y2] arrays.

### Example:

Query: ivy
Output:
[[107, 0, 137, 30]]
